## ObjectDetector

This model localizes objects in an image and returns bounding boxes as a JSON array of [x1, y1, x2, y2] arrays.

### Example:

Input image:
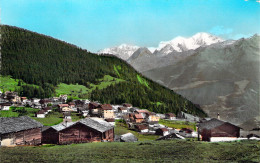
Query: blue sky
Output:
[[1, 0, 260, 52]]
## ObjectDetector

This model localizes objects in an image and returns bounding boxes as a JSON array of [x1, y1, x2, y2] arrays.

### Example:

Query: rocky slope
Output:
[[143, 35, 260, 129]]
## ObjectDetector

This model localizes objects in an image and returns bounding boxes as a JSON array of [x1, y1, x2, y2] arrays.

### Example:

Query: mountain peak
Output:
[[97, 44, 139, 60], [157, 32, 224, 52]]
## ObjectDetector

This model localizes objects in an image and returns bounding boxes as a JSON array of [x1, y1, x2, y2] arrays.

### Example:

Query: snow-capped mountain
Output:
[[97, 44, 139, 60], [98, 33, 224, 60], [154, 32, 224, 55]]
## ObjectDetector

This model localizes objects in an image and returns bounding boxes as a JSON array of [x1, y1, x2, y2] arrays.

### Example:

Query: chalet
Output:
[[43, 107, 52, 113], [165, 113, 176, 120], [118, 107, 128, 113], [58, 104, 74, 112], [42, 118, 114, 144], [123, 103, 132, 108], [156, 113, 166, 119], [21, 97, 28, 103], [5, 91, 20, 103], [197, 118, 241, 142], [145, 112, 160, 124], [133, 114, 144, 123], [89, 102, 100, 115], [31, 98, 41, 103], [63, 112, 72, 123], [134, 124, 149, 133], [98, 104, 114, 119], [78, 108, 89, 117], [68, 102, 77, 111], [0, 103, 11, 110], [0, 116, 43, 146], [35, 110, 46, 118], [156, 128, 169, 136], [39, 99, 52, 107], [105, 118, 115, 126]]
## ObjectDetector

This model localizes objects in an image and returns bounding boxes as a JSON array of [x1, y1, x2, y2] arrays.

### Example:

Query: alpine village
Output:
[[0, 25, 259, 162]]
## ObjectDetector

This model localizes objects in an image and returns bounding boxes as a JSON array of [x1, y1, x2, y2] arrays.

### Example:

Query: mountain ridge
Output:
[[0, 25, 206, 117]]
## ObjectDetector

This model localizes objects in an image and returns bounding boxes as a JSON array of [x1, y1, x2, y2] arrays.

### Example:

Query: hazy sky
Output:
[[1, 0, 260, 52]]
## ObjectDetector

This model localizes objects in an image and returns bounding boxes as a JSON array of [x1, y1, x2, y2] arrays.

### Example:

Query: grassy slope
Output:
[[47, 75, 124, 99], [31, 112, 63, 126], [0, 75, 39, 92], [159, 119, 197, 131], [0, 140, 259, 162], [1, 75, 124, 99]]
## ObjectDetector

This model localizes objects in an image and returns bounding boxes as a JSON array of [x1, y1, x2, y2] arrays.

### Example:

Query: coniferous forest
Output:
[[0, 25, 206, 117]]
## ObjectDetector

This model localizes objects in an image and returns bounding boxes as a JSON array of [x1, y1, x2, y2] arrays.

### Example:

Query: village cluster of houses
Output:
[[0, 91, 259, 147]]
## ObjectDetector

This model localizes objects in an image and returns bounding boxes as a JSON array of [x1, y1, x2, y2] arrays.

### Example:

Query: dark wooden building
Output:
[[42, 118, 114, 144], [0, 116, 43, 146], [197, 118, 241, 141]]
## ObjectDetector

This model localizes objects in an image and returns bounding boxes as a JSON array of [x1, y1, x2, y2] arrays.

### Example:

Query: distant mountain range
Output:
[[98, 32, 224, 60], [99, 33, 260, 129]]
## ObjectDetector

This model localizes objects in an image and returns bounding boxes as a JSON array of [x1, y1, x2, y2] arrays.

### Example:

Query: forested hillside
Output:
[[0, 25, 206, 117]]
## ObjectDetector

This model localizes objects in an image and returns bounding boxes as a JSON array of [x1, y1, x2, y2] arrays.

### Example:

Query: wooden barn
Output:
[[0, 116, 43, 146], [42, 118, 114, 144], [197, 118, 241, 142]]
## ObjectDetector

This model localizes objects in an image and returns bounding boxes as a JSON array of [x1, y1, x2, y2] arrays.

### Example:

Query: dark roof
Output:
[[123, 103, 132, 107], [68, 102, 75, 105], [43, 107, 52, 111], [135, 124, 148, 130], [100, 104, 113, 110], [198, 118, 241, 130], [166, 113, 176, 117], [159, 128, 169, 132], [118, 107, 127, 110], [89, 102, 100, 108], [0, 116, 43, 134], [105, 118, 115, 122], [0, 103, 11, 106]]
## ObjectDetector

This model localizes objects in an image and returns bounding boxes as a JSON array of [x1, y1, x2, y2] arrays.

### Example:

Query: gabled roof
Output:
[[197, 118, 241, 130], [159, 128, 169, 132], [51, 118, 113, 133], [118, 107, 127, 110], [100, 104, 113, 110], [89, 102, 100, 108], [166, 113, 176, 117], [0, 116, 43, 134], [123, 103, 132, 107], [79, 118, 113, 132], [43, 107, 52, 111], [135, 124, 148, 130]]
